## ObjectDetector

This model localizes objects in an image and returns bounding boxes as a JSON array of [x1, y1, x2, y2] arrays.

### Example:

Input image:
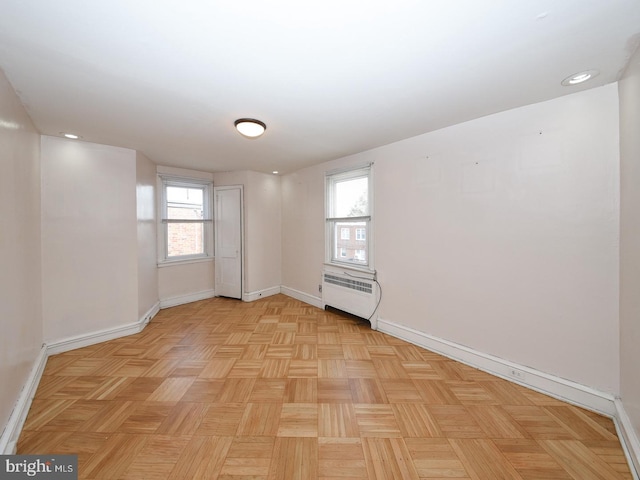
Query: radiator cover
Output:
[[322, 270, 377, 324]]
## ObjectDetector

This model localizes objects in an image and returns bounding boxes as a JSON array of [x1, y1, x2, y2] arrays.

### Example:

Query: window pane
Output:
[[167, 222, 204, 257], [333, 221, 367, 266], [333, 176, 368, 217], [166, 186, 204, 220]]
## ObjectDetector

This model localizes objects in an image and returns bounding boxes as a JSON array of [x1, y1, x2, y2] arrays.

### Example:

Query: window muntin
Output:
[[160, 177, 213, 262], [326, 165, 372, 269]]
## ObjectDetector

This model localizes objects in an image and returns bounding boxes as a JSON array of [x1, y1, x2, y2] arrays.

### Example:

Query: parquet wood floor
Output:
[[18, 294, 634, 479]]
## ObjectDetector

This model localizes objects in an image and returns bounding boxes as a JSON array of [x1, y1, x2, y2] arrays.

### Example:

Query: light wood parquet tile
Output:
[[237, 403, 282, 436], [317, 379, 353, 403], [318, 437, 368, 478], [195, 403, 244, 436], [392, 403, 442, 438], [405, 438, 470, 479], [167, 435, 232, 479], [219, 436, 274, 478], [289, 359, 318, 377], [540, 440, 629, 480], [16, 294, 634, 479], [268, 436, 318, 479], [493, 438, 573, 480], [155, 402, 207, 435], [465, 405, 531, 439], [119, 435, 190, 480], [362, 437, 421, 479], [82, 433, 149, 479], [450, 438, 524, 479], [277, 403, 318, 437], [248, 378, 287, 403]]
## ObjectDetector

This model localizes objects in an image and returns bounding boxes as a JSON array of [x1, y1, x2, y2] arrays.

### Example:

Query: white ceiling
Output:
[[1, 1, 639, 174]]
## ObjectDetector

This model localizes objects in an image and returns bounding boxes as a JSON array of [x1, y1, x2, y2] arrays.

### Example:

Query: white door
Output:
[[214, 186, 242, 299]]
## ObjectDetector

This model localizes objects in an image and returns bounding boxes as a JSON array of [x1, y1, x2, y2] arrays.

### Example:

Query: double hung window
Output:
[[325, 165, 372, 269], [159, 176, 213, 262]]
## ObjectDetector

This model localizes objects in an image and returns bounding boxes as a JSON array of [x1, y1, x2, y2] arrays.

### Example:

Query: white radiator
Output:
[[322, 270, 378, 326]]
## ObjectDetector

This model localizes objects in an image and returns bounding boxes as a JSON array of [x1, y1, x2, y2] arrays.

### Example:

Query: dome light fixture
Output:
[[234, 118, 266, 138], [561, 69, 599, 86]]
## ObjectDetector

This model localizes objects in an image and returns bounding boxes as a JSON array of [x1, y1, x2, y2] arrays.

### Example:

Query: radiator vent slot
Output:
[[323, 274, 372, 294]]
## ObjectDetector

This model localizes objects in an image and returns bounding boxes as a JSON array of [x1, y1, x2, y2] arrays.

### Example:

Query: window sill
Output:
[[323, 262, 376, 278], [158, 256, 214, 268]]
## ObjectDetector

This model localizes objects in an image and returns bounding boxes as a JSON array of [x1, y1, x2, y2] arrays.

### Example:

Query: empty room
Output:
[[1, 1, 639, 478]]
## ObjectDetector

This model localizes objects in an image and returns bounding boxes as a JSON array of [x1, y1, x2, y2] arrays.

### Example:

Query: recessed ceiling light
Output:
[[272, 171, 279, 175], [62, 133, 80, 139], [234, 118, 266, 138], [561, 70, 599, 86]]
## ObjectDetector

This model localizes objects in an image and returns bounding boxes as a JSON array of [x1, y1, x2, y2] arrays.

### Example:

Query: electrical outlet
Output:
[[508, 368, 525, 381], [318, 284, 322, 293]]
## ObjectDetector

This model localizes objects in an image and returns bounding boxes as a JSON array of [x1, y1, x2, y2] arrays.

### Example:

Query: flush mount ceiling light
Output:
[[234, 118, 266, 138], [561, 69, 599, 86]]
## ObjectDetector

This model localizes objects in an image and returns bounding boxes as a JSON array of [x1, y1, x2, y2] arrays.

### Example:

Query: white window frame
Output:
[[325, 164, 373, 271], [158, 175, 213, 265], [341, 227, 350, 240], [356, 228, 366, 241]]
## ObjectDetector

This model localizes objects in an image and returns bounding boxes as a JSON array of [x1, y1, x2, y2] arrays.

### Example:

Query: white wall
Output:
[[158, 261, 215, 303], [41, 136, 139, 343], [214, 170, 282, 296], [281, 167, 325, 297], [136, 151, 159, 318], [244, 171, 282, 293], [0, 69, 42, 441], [619, 45, 640, 443], [157, 165, 215, 304], [282, 85, 620, 394]]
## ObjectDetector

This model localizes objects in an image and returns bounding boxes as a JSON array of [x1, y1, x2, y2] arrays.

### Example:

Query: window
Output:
[[326, 164, 372, 269], [160, 176, 213, 262]]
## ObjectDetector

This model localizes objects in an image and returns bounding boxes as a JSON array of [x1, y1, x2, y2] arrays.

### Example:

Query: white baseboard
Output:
[[243, 286, 281, 302], [1, 302, 162, 454], [0, 346, 48, 454], [377, 317, 616, 417], [141, 301, 161, 327], [615, 399, 640, 479], [160, 289, 215, 309], [281, 286, 323, 309], [47, 304, 158, 356]]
